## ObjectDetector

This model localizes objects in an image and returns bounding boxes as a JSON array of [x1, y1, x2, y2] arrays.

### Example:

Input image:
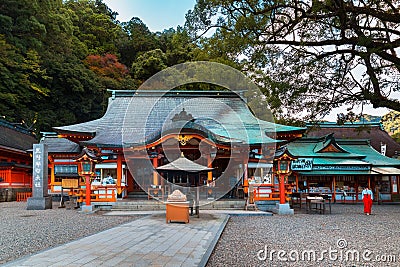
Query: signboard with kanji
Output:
[[291, 158, 313, 171], [62, 179, 79, 189], [32, 144, 48, 198]]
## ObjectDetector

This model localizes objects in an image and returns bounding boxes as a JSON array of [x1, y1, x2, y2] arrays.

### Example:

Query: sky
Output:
[[101, 0, 393, 121], [102, 0, 197, 32]]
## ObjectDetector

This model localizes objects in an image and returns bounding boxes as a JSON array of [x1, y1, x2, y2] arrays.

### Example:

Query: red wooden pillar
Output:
[[152, 157, 158, 185], [279, 173, 285, 204], [85, 174, 91, 206], [332, 176, 336, 202], [7, 169, 12, 185], [117, 154, 123, 195], [207, 154, 212, 183]]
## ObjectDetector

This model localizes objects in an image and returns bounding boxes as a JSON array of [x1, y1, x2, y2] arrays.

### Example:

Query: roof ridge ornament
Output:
[[171, 108, 194, 122], [74, 147, 102, 162]]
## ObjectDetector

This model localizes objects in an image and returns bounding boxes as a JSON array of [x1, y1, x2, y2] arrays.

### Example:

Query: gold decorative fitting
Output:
[[175, 135, 193, 146]]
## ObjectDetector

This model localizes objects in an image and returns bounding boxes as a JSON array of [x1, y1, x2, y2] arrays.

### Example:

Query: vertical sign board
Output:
[[32, 144, 49, 197], [27, 144, 52, 210]]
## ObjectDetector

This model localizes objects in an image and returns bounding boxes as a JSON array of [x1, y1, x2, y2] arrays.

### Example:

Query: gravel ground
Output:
[[0, 201, 142, 265], [207, 204, 400, 267], [2, 201, 399, 267]]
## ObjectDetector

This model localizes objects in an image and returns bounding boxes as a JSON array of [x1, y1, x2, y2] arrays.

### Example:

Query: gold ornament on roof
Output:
[[175, 135, 194, 146]]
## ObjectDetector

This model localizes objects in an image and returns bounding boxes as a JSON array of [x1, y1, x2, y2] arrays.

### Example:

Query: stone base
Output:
[[272, 203, 294, 215], [27, 196, 53, 210], [80, 204, 97, 214]]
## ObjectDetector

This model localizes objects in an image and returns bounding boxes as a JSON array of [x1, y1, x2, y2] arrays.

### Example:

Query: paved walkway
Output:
[[4, 210, 269, 267]]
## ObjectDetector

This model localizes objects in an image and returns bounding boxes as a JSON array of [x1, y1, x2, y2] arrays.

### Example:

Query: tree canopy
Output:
[[0, 0, 213, 135], [186, 0, 400, 120], [3, 0, 398, 135], [382, 111, 400, 143]]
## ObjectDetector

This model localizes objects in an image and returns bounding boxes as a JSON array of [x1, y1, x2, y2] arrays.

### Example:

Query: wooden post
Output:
[[152, 157, 158, 185], [332, 176, 336, 202], [207, 154, 212, 183], [295, 174, 299, 193], [7, 169, 11, 185], [85, 174, 91, 206], [49, 162, 55, 193], [117, 154, 123, 195], [355, 176, 359, 202], [279, 173, 285, 204], [244, 162, 248, 181]]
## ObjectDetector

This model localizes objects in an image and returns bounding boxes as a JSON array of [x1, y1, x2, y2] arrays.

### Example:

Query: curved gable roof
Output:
[[306, 122, 400, 157], [55, 90, 305, 147], [0, 119, 37, 152]]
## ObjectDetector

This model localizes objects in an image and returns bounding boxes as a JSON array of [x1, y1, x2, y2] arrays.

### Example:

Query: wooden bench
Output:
[[289, 192, 303, 208], [306, 196, 326, 214]]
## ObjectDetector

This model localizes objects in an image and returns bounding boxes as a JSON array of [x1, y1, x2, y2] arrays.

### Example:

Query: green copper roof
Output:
[[337, 140, 400, 167], [298, 170, 372, 176], [312, 158, 370, 165], [286, 136, 364, 159], [54, 90, 303, 147], [306, 121, 383, 129], [287, 135, 400, 171], [258, 120, 306, 133]]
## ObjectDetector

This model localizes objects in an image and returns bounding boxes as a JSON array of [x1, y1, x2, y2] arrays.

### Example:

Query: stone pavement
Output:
[[4, 210, 269, 267]]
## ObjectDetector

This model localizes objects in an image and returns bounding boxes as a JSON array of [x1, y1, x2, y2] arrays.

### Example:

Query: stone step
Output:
[[127, 191, 148, 199], [110, 200, 246, 211]]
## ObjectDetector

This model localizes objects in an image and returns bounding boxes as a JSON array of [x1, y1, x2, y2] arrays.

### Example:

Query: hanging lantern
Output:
[[278, 160, 289, 174], [75, 148, 101, 176]]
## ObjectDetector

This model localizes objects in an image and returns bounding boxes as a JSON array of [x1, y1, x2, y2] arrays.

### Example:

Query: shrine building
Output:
[[49, 90, 304, 204], [36, 90, 400, 207], [0, 119, 36, 201]]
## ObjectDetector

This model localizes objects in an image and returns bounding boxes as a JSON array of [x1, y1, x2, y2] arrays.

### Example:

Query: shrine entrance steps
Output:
[[127, 190, 148, 199], [110, 199, 246, 211]]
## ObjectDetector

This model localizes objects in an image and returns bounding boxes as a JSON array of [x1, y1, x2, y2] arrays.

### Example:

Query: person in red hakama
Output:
[[362, 187, 373, 215]]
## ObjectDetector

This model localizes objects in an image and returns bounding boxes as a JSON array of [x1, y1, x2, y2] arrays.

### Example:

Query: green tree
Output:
[[382, 111, 400, 143], [186, 0, 400, 120], [117, 17, 158, 67], [131, 49, 167, 81], [64, 0, 122, 55]]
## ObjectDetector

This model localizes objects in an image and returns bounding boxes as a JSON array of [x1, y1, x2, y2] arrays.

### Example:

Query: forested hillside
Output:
[[0, 0, 229, 135], [2, 0, 399, 137]]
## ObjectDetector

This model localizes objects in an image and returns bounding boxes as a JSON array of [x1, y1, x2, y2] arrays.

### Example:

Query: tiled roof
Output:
[[286, 135, 364, 159], [337, 139, 400, 167], [0, 119, 37, 151], [286, 134, 400, 167], [157, 154, 212, 172], [40, 134, 80, 153], [306, 122, 400, 157], [307, 121, 382, 128], [54, 90, 306, 147]]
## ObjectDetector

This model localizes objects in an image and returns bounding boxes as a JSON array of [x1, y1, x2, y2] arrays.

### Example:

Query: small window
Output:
[[54, 165, 78, 175]]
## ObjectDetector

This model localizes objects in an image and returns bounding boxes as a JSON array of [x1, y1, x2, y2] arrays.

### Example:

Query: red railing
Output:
[[16, 192, 32, 202], [252, 184, 292, 202], [75, 188, 116, 203]]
